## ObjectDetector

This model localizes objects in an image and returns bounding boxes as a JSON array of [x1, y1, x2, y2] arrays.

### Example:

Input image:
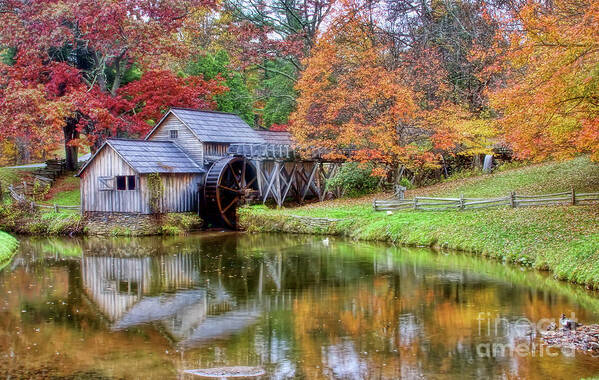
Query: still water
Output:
[[2, 233, 599, 379]]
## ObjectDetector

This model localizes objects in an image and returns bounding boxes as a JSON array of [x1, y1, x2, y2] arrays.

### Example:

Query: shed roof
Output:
[[256, 130, 294, 145], [151, 108, 266, 144], [77, 139, 205, 176]]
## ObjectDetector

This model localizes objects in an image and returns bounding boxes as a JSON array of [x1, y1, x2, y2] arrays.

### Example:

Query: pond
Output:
[[1, 233, 599, 379]]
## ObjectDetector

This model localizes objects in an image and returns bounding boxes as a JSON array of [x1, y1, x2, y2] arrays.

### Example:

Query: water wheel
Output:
[[203, 157, 259, 229]]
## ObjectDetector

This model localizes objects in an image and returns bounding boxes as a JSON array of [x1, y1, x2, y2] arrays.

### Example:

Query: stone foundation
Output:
[[83, 212, 163, 235]]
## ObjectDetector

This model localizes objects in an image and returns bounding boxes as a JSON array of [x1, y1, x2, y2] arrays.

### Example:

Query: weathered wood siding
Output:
[[204, 143, 230, 158], [147, 113, 204, 163], [150, 173, 203, 213], [81, 147, 142, 213], [80, 146, 203, 213]]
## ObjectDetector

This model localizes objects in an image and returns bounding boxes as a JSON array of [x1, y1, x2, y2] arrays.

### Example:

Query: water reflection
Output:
[[2, 233, 599, 379]]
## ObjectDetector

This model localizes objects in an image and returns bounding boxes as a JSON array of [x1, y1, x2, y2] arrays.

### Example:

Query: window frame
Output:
[[115, 175, 137, 191], [169, 129, 178, 139]]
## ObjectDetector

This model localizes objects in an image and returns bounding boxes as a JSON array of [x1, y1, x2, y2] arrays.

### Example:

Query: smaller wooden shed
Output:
[[77, 139, 205, 214]]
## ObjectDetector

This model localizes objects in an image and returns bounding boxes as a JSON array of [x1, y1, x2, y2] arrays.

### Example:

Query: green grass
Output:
[[239, 156, 599, 288], [0, 230, 18, 270], [45, 175, 80, 206]]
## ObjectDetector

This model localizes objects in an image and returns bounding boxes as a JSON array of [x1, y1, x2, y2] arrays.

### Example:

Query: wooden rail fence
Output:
[[7, 183, 80, 212], [374, 188, 599, 212]]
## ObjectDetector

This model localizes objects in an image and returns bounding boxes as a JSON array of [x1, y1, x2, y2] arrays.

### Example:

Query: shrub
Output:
[[159, 213, 203, 235], [160, 224, 183, 235], [399, 177, 413, 190], [32, 181, 50, 202], [326, 162, 380, 198], [0, 203, 83, 235]]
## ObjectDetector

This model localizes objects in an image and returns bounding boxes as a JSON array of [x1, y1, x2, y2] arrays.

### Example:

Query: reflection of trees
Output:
[[5, 234, 599, 379]]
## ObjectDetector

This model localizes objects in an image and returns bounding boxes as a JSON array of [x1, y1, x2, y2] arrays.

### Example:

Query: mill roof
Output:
[[256, 130, 294, 145], [76, 139, 205, 176], [148, 108, 266, 144]]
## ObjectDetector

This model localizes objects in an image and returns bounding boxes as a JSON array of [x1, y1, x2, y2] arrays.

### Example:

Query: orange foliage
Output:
[[290, 8, 418, 168], [491, 0, 599, 160]]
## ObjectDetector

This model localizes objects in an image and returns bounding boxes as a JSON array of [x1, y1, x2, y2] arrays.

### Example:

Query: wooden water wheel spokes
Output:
[[204, 157, 259, 229]]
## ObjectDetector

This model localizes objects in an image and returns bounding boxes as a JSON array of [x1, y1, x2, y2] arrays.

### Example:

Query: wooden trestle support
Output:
[[252, 160, 341, 207]]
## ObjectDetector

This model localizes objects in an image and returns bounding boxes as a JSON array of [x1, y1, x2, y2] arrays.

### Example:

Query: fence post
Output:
[[413, 197, 418, 210], [54, 204, 58, 212], [459, 194, 464, 210], [510, 191, 516, 208], [571, 187, 576, 205], [373, 199, 376, 211]]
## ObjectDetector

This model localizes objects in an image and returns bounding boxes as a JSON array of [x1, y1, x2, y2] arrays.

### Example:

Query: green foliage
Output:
[[261, 59, 297, 127], [41, 212, 83, 235], [105, 62, 142, 91], [326, 162, 380, 197], [110, 226, 133, 236], [186, 51, 254, 125], [0, 47, 16, 65], [0, 203, 82, 235], [399, 177, 413, 190], [147, 173, 164, 214], [159, 224, 182, 236], [159, 213, 203, 235], [32, 181, 50, 202]]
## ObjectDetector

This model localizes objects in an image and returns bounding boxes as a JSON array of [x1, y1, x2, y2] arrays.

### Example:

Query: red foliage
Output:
[[0, 0, 221, 161], [269, 123, 289, 132]]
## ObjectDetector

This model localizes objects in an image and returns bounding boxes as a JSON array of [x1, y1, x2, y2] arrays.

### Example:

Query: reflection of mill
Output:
[[81, 252, 266, 346]]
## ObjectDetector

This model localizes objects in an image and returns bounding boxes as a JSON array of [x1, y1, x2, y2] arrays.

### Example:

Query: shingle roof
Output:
[[256, 130, 294, 145], [169, 108, 265, 144], [77, 139, 205, 176], [108, 139, 204, 174]]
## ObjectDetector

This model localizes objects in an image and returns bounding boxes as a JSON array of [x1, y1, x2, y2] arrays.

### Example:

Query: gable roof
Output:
[[146, 108, 265, 144], [76, 139, 205, 176], [256, 130, 294, 145]]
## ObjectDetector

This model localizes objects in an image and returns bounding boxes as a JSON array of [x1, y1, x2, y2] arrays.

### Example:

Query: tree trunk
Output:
[[64, 117, 80, 171]]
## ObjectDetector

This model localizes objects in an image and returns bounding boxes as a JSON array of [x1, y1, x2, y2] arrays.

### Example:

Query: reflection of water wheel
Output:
[[203, 157, 259, 229]]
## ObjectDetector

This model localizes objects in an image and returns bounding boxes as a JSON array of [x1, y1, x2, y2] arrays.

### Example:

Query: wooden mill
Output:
[[77, 107, 341, 228]]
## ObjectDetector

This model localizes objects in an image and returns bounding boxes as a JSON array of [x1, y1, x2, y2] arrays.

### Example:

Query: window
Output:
[[116, 176, 126, 190], [170, 129, 178, 139], [116, 175, 136, 191], [127, 175, 136, 190]]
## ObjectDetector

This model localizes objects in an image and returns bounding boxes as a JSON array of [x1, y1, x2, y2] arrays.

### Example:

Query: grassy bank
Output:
[[0, 231, 18, 269], [0, 200, 202, 236], [239, 156, 599, 288]]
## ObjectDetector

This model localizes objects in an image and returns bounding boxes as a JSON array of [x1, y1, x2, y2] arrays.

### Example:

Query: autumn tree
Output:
[[381, 0, 506, 163], [0, 0, 216, 169], [491, 0, 599, 160], [291, 10, 420, 178], [384, 0, 504, 112], [117, 69, 226, 137]]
